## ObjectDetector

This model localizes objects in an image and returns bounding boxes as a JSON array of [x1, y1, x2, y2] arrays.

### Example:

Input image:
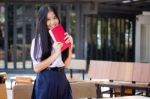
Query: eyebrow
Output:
[[47, 15, 57, 19]]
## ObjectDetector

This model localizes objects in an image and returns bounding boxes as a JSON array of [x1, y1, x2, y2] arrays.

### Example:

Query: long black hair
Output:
[[34, 5, 69, 62]]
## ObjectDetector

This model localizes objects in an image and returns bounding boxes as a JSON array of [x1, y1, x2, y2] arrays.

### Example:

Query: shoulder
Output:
[[31, 35, 42, 48], [32, 38, 35, 42], [31, 38, 35, 46]]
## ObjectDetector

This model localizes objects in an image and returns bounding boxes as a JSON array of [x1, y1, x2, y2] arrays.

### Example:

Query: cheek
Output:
[[46, 21, 49, 26], [46, 21, 51, 29], [55, 19, 59, 24]]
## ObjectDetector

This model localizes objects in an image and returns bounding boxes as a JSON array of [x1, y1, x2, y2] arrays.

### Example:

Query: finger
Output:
[[64, 32, 70, 38], [64, 32, 68, 35], [53, 42, 61, 47], [58, 42, 63, 45], [64, 35, 70, 40], [56, 42, 62, 47], [57, 42, 62, 45], [55, 42, 62, 45], [65, 39, 70, 44]]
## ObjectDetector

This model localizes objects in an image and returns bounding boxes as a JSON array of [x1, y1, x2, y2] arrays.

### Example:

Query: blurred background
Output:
[[0, 0, 150, 99], [0, 0, 150, 73]]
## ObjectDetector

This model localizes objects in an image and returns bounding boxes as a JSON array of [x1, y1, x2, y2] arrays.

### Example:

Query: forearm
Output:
[[33, 52, 60, 73], [64, 47, 73, 67], [64, 32, 73, 67]]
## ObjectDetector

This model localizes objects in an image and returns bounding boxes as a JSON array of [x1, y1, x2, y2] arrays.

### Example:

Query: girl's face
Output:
[[46, 11, 59, 30]]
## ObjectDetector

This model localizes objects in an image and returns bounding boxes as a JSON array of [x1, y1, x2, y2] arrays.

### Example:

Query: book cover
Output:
[[49, 24, 71, 52]]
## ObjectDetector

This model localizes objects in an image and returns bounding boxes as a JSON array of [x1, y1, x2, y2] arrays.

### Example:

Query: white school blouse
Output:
[[30, 38, 64, 67]]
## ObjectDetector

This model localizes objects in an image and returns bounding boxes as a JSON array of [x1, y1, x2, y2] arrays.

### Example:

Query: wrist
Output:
[[69, 44, 73, 50], [51, 50, 61, 58], [69, 47, 73, 52], [55, 50, 61, 56]]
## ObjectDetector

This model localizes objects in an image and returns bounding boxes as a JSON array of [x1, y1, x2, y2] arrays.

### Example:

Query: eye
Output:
[[47, 18, 50, 21], [54, 16, 57, 19]]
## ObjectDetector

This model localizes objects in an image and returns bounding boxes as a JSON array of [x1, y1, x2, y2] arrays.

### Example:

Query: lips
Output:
[[49, 25, 57, 30]]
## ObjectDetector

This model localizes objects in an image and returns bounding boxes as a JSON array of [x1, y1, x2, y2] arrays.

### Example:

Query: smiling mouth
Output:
[[49, 26, 54, 29], [50, 25, 57, 29]]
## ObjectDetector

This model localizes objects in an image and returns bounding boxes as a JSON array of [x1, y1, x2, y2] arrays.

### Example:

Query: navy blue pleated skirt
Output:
[[32, 68, 72, 99]]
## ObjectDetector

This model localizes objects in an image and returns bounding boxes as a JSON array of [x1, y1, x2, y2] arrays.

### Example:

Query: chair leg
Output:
[[120, 87, 125, 96], [110, 88, 113, 97], [96, 84, 102, 98], [146, 88, 149, 97]]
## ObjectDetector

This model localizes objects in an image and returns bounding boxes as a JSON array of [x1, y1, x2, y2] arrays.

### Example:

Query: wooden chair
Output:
[[110, 62, 134, 81], [0, 72, 7, 99], [126, 62, 150, 96], [0, 72, 7, 83], [111, 62, 134, 97], [88, 60, 112, 98], [133, 63, 150, 83], [67, 59, 87, 80], [13, 84, 33, 99], [13, 82, 96, 99], [0, 84, 7, 99], [15, 76, 33, 85], [70, 81, 97, 99], [88, 60, 111, 80]]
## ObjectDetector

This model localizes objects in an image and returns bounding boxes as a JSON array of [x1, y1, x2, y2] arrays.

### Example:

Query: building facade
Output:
[[0, 0, 149, 73]]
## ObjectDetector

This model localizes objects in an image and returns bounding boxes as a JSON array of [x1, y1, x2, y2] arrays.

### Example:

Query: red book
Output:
[[49, 24, 71, 52]]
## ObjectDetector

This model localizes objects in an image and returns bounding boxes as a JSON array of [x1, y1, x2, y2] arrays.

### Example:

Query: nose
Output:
[[50, 20, 55, 26]]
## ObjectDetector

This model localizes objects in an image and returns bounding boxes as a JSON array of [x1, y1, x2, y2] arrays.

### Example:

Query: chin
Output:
[[49, 27, 52, 30]]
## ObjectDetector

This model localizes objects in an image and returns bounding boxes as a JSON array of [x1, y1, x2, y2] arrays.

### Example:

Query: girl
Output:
[[30, 5, 73, 99]]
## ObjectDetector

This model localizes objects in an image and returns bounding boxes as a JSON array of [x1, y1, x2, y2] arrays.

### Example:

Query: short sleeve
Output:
[[30, 38, 41, 65]]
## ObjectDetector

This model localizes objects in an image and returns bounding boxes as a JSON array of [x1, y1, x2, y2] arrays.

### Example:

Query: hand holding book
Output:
[[64, 33, 73, 46], [49, 24, 71, 52]]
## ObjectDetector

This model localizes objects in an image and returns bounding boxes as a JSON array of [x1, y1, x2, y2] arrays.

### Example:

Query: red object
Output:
[[49, 24, 71, 52]]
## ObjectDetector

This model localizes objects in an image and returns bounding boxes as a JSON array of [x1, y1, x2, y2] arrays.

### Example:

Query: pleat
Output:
[[31, 69, 72, 99]]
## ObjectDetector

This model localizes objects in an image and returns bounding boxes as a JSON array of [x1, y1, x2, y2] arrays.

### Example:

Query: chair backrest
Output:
[[16, 76, 33, 85], [110, 62, 134, 82], [67, 59, 87, 70], [88, 60, 111, 79], [70, 82, 96, 98], [0, 72, 7, 83], [0, 84, 7, 99], [109, 62, 120, 81], [13, 84, 33, 99], [132, 62, 150, 83], [13, 83, 96, 99], [88, 60, 97, 79]]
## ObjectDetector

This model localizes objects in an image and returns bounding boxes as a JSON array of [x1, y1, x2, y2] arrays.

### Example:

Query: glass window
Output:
[[7, 4, 34, 69], [59, 4, 77, 58], [0, 5, 5, 69], [68, 4, 77, 58], [86, 15, 134, 61]]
